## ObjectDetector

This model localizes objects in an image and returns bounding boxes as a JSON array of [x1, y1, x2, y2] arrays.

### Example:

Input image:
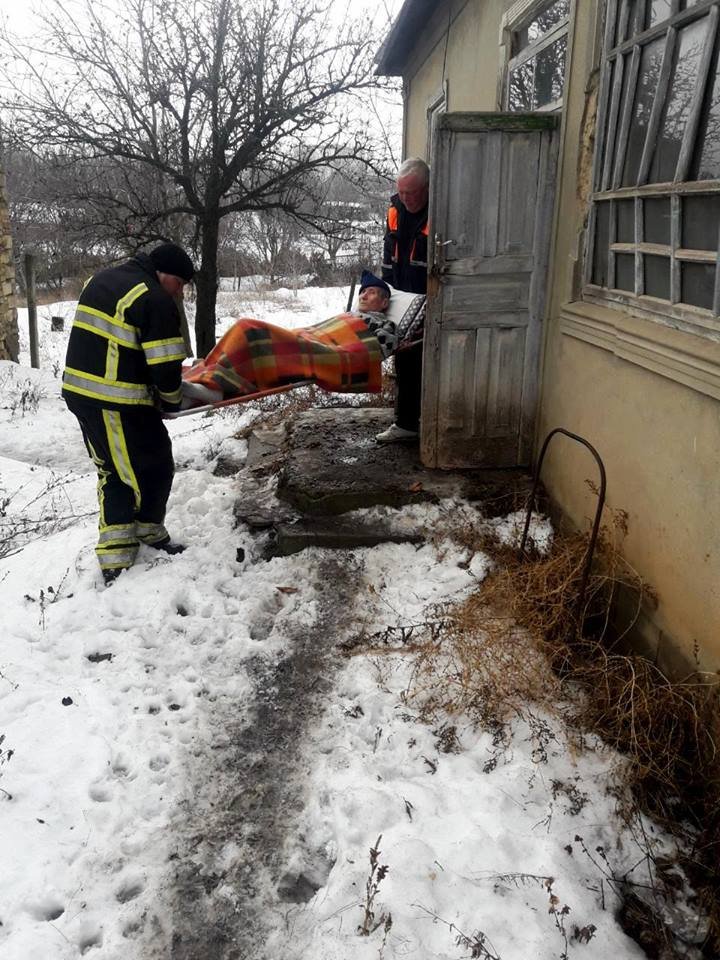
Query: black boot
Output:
[[102, 568, 125, 586], [148, 536, 186, 555]]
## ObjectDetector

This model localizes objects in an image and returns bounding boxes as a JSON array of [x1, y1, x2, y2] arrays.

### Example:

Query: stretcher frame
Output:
[[164, 282, 424, 420], [163, 381, 309, 419]]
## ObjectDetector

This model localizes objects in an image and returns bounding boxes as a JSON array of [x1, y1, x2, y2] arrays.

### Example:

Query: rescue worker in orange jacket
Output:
[[62, 243, 194, 585], [378, 157, 429, 443]]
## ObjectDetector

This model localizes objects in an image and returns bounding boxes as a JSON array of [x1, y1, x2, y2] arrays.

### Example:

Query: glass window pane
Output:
[[535, 35, 567, 107], [616, 252, 636, 291], [598, 59, 616, 186], [683, 195, 720, 249], [617, 199, 635, 241], [644, 197, 671, 244], [509, 62, 534, 111], [515, 0, 570, 53], [650, 18, 708, 184], [592, 202, 611, 286], [692, 41, 720, 180], [681, 262, 715, 309], [622, 38, 665, 186], [648, 0, 673, 29], [616, 0, 643, 46], [645, 254, 671, 299]]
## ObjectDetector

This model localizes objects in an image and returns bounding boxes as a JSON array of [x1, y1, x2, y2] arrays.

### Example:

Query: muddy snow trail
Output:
[[148, 552, 365, 960]]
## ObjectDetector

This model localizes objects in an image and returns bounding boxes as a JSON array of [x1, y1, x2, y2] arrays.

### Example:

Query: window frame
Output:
[[584, 0, 720, 337], [501, 0, 572, 113], [426, 82, 448, 164]]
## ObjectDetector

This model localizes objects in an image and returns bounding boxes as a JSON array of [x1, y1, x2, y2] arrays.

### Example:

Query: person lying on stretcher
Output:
[[180, 270, 424, 409]]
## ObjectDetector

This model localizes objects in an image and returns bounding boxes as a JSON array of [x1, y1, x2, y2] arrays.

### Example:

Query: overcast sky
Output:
[[0, 0, 406, 33]]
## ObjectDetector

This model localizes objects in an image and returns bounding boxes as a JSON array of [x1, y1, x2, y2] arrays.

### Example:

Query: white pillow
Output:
[[354, 283, 426, 343]]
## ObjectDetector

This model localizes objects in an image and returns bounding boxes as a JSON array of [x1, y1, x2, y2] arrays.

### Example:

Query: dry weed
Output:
[[401, 598, 561, 730], [397, 502, 719, 956]]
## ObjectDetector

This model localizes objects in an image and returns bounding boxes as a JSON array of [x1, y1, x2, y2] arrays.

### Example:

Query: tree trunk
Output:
[[194, 214, 221, 357], [174, 294, 194, 358]]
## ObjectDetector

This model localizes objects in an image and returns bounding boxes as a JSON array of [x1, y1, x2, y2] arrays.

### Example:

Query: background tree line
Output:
[[0, 0, 400, 353]]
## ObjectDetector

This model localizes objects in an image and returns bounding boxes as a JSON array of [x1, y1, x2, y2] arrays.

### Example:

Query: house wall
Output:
[[403, 0, 506, 158], [398, 0, 720, 673], [539, 0, 720, 674], [0, 167, 18, 361]]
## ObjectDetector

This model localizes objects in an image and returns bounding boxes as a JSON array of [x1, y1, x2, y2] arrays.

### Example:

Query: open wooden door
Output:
[[421, 113, 559, 469]]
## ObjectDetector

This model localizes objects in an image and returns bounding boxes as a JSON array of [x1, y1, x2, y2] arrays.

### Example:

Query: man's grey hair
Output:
[[397, 157, 430, 184]]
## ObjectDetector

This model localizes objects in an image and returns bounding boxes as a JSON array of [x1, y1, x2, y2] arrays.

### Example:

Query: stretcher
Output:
[[163, 381, 309, 419], [163, 284, 424, 420]]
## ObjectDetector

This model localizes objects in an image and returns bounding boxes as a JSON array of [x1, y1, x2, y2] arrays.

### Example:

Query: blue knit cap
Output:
[[359, 270, 391, 297]]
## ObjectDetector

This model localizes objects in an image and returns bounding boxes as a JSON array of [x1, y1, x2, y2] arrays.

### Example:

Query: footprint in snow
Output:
[[78, 925, 103, 954], [25, 896, 65, 922], [88, 783, 112, 803], [115, 875, 145, 904]]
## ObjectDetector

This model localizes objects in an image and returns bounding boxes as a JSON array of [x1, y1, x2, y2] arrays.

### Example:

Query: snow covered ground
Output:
[[0, 288, 664, 959]]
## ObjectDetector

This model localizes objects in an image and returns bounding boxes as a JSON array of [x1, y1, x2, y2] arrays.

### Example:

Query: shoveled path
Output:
[[158, 553, 362, 960]]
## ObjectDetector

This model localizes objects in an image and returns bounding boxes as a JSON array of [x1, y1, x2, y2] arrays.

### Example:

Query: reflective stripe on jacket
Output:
[[381, 194, 429, 295], [62, 253, 187, 411]]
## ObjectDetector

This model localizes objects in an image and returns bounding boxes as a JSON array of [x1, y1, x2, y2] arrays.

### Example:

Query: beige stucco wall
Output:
[[539, 1, 720, 672], [0, 166, 18, 361], [398, 0, 720, 672], [403, 0, 507, 158], [539, 325, 720, 673]]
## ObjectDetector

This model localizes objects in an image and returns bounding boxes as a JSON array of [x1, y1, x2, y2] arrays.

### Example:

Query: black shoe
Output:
[[102, 568, 124, 586], [148, 536, 186, 555]]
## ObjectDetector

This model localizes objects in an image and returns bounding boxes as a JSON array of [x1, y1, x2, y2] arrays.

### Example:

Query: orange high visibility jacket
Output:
[[381, 194, 429, 295]]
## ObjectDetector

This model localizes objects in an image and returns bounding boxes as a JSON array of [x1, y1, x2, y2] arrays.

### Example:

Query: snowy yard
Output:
[[0, 288, 666, 959]]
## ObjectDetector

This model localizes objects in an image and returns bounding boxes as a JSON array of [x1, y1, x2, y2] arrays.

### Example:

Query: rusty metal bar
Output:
[[520, 427, 607, 623]]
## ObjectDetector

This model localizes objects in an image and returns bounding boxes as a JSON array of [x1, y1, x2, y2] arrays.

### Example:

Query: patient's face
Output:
[[358, 286, 389, 312]]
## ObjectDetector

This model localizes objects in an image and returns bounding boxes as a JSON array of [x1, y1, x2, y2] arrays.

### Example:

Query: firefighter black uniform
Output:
[[381, 193, 429, 433], [62, 249, 191, 580]]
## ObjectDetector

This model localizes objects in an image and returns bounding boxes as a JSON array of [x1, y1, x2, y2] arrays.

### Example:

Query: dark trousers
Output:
[[65, 397, 174, 572], [394, 341, 424, 432]]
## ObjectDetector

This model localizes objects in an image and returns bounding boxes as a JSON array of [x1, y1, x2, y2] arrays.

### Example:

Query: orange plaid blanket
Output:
[[183, 313, 383, 397]]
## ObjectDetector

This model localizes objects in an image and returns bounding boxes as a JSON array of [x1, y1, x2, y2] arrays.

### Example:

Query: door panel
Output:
[[421, 113, 559, 469]]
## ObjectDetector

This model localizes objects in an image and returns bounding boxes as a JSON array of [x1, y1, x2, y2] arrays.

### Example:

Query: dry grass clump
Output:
[[401, 596, 562, 730], [476, 520, 719, 822], [400, 509, 720, 956]]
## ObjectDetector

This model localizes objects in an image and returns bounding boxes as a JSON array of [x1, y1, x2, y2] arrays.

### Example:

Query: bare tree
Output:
[[0, 0, 392, 354], [3, 145, 109, 291], [235, 210, 306, 284], [296, 164, 389, 278]]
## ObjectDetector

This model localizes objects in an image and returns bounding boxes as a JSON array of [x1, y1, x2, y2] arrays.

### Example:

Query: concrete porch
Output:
[[232, 407, 536, 556]]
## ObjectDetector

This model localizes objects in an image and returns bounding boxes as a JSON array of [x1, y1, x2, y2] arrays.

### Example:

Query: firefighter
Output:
[[378, 157, 429, 443], [62, 243, 195, 585]]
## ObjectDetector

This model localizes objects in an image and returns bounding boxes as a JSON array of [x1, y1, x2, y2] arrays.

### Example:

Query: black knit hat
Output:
[[359, 269, 391, 297], [148, 243, 195, 282]]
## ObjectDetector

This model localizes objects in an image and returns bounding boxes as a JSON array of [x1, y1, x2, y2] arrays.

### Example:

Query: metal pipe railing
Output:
[[520, 427, 607, 624]]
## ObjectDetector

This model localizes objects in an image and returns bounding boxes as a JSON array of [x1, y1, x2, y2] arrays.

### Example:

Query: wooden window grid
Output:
[[505, 0, 571, 112], [585, 0, 720, 333]]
